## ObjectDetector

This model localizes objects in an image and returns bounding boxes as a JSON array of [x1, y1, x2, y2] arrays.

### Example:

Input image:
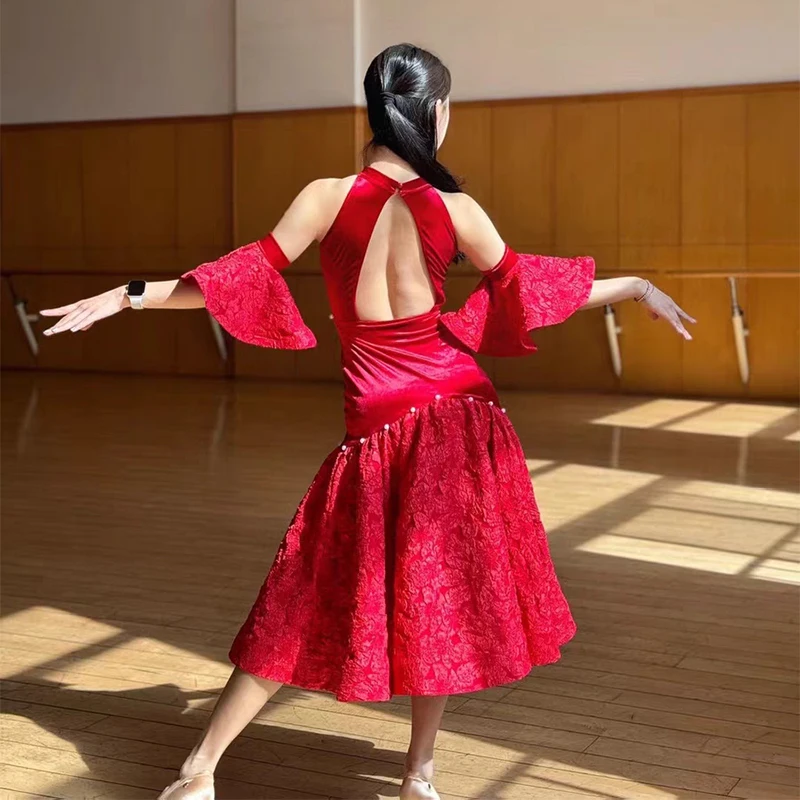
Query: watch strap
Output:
[[126, 280, 147, 310]]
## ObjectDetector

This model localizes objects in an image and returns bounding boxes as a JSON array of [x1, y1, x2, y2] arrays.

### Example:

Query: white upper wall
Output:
[[0, 0, 235, 124], [2, 0, 797, 123], [361, 0, 800, 102], [235, 0, 356, 112]]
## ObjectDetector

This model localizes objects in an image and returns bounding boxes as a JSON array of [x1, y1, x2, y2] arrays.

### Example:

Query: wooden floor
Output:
[[1, 371, 798, 800]]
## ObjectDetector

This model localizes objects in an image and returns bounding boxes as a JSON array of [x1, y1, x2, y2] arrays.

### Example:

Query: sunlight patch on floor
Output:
[[0, 606, 123, 643], [675, 480, 800, 511], [608, 506, 795, 556], [748, 559, 800, 585], [663, 403, 796, 438], [591, 398, 713, 429], [530, 463, 660, 532], [525, 458, 555, 472], [577, 533, 755, 574], [651, 489, 800, 526], [591, 398, 797, 438]]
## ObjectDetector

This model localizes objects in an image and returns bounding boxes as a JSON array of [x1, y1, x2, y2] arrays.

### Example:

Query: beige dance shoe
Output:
[[157, 770, 214, 800], [400, 772, 441, 799]]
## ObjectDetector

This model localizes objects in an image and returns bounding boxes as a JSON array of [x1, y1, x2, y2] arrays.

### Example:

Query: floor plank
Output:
[[2, 372, 798, 799]]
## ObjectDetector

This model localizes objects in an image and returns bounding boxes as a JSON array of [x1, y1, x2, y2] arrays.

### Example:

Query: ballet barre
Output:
[[7, 269, 798, 387], [603, 270, 799, 383], [14, 297, 40, 358], [4, 273, 229, 362]]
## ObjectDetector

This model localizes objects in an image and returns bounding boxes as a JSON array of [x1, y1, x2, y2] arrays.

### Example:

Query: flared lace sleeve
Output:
[[181, 235, 317, 350], [440, 247, 595, 357]]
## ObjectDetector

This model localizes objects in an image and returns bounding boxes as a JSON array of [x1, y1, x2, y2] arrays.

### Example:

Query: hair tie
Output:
[[381, 90, 397, 108]]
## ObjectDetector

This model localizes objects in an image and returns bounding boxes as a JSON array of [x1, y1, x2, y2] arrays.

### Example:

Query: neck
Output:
[[366, 146, 418, 179]]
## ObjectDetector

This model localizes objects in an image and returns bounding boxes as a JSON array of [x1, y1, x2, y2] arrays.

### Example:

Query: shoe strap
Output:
[[181, 770, 215, 783]]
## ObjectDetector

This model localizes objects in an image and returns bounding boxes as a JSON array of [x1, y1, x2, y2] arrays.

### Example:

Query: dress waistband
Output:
[[335, 307, 441, 345]]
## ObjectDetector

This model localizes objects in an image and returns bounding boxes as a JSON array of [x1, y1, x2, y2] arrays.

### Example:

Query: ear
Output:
[[435, 97, 450, 149]]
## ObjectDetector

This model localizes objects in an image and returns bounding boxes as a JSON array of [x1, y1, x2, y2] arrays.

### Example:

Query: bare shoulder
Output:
[[436, 191, 505, 270], [276, 176, 358, 243], [435, 190, 484, 223], [307, 175, 357, 204], [305, 176, 357, 227]]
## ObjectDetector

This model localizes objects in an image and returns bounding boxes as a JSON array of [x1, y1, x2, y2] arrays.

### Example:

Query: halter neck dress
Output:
[[181, 166, 595, 702]]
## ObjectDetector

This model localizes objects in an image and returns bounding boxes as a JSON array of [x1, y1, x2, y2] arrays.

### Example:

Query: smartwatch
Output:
[[126, 280, 147, 310]]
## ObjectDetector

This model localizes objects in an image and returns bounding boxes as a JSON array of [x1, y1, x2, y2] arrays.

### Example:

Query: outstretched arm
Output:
[[445, 192, 695, 340], [39, 180, 334, 336]]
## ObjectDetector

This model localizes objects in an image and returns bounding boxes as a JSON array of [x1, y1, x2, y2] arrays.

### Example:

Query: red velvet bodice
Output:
[[318, 166, 456, 322], [182, 167, 596, 438]]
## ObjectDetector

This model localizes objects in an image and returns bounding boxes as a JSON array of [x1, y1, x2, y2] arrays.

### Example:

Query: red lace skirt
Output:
[[229, 394, 577, 702]]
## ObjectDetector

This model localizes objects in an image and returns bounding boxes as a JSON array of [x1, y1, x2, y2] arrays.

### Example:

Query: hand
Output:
[[39, 285, 130, 336], [638, 281, 696, 340]]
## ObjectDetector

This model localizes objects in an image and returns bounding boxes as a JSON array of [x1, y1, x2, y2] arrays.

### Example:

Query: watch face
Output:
[[127, 280, 146, 297]]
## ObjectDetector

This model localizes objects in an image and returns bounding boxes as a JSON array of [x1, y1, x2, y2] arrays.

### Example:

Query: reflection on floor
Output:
[[2, 371, 798, 799]]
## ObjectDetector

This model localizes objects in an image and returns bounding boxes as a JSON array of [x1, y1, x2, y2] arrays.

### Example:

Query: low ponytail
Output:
[[364, 44, 462, 194]]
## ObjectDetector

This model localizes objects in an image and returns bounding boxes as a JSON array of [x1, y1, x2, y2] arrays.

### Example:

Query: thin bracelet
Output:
[[635, 280, 654, 303]]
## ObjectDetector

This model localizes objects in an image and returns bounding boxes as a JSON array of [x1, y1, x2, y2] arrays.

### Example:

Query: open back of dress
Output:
[[183, 164, 595, 439], [314, 167, 499, 439], [180, 167, 596, 702], [319, 166, 456, 325]]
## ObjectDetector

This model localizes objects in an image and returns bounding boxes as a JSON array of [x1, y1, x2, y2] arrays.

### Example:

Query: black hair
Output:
[[363, 43, 462, 194]]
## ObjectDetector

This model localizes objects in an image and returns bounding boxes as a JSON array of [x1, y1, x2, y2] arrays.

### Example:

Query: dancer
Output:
[[40, 44, 694, 800]]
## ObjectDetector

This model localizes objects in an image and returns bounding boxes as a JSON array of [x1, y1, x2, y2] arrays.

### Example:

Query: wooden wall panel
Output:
[[4, 275, 226, 376], [2, 117, 233, 376], [617, 257, 683, 395], [234, 335, 297, 380], [37, 128, 84, 265], [2, 83, 797, 400], [1, 128, 84, 271], [747, 90, 800, 245], [555, 101, 619, 250], [438, 104, 493, 211], [2, 130, 40, 253], [231, 109, 357, 377], [83, 122, 182, 272], [619, 97, 680, 247], [490, 102, 554, 248], [300, 110, 361, 193], [355, 107, 372, 165], [128, 123, 177, 263], [172, 308, 230, 378], [0, 277, 36, 369], [233, 115, 295, 246], [233, 109, 357, 255], [1, 120, 231, 276], [493, 307, 615, 392], [176, 119, 233, 269], [747, 278, 799, 399], [746, 245, 800, 398], [680, 278, 747, 398], [682, 94, 746, 248], [82, 126, 131, 254]]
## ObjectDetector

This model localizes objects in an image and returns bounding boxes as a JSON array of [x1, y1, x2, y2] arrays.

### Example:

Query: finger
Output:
[[39, 303, 81, 316], [676, 306, 697, 324], [670, 315, 692, 341], [43, 316, 73, 336], [44, 307, 87, 335], [79, 322, 95, 331], [66, 308, 97, 332]]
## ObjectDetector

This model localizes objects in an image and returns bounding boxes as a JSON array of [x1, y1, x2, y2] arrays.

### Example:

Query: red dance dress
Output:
[[181, 167, 595, 702]]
